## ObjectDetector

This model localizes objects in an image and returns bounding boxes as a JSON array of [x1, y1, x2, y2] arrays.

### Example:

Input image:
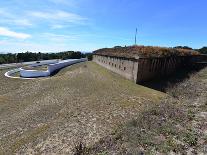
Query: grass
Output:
[[85, 67, 207, 155], [9, 125, 49, 153], [2, 62, 205, 154], [0, 62, 164, 154], [22, 65, 48, 71]]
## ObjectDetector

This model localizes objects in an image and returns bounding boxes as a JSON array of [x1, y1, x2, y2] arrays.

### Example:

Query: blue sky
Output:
[[0, 0, 206, 53]]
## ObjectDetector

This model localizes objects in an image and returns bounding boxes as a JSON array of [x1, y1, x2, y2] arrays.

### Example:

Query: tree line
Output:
[[0, 46, 206, 64], [0, 51, 92, 64], [174, 46, 207, 54]]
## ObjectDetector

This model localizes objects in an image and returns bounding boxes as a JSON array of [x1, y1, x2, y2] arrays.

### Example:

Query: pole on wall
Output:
[[135, 28, 137, 45]]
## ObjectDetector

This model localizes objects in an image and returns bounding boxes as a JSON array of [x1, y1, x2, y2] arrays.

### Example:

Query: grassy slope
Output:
[[22, 65, 48, 71], [0, 62, 164, 154], [87, 67, 207, 155]]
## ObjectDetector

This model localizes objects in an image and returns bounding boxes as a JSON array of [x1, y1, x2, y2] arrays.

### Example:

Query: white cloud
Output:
[[51, 24, 65, 29], [30, 10, 86, 23], [0, 27, 31, 39], [49, 0, 76, 6], [13, 19, 33, 26], [41, 33, 78, 42], [0, 8, 33, 27]]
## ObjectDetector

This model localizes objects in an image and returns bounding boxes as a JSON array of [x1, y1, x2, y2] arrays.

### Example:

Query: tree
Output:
[[0, 56, 6, 64], [0, 50, 89, 64], [198, 47, 207, 54], [174, 46, 193, 50]]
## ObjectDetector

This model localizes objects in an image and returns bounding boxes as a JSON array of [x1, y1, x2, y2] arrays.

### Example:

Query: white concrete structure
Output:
[[29, 60, 59, 67], [4, 68, 21, 79], [19, 68, 50, 78], [20, 58, 87, 78], [5, 58, 87, 79], [48, 59, 86, 74]]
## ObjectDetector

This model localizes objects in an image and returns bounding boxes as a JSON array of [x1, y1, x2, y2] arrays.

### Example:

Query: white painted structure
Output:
[[20, 58, 87, 78], [5, 58, 87, 79], [19, 68, 50, 78], [29, 60, 59, 67], [4, 68, 21, 79]]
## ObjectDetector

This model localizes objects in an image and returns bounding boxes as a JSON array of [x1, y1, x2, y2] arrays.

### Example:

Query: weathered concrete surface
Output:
[[93, 54, 206, 83], [5, 59, 87, 78], [93, 55, 138, 82]]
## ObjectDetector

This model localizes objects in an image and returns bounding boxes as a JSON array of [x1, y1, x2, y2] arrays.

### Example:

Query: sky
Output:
[[0, 0, 207, 53]]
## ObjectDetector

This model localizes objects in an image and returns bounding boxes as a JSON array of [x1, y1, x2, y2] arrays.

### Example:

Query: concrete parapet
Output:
[[20, 58, 87, 78]]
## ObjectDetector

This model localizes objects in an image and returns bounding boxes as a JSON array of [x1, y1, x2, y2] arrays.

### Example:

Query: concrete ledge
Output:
[[20, 58, 87, 78], [19, 68, 50, 78], [48, 58, 87, 74]]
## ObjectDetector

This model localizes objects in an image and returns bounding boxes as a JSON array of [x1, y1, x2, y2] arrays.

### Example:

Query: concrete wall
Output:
[[20, 69, 50, 78], [4, 68, 21, 78], [93, 55, 197, 83], [48, 58, 87, 74], [20, 58, 87, 78], [93, 55, 138, 82], [29, 60, 59, 67], [136, 56, 193, 82]]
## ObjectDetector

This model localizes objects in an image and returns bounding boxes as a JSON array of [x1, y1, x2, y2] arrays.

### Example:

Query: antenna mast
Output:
[[135, 28, 137, 45]]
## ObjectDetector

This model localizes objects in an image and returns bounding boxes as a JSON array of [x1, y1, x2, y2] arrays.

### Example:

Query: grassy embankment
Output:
[[85, 67, 207, 155], [0, 62, 164, 154]]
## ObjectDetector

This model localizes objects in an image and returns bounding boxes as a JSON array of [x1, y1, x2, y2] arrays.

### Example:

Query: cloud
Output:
[[49, 0, 76, 6], [41, 33, 78, 42], [13, 19, 33, 26], [30, 10, 86, 24], [0, 8, 33, 27], [0, 27, 31, 39], [51, 24, 65, 29]]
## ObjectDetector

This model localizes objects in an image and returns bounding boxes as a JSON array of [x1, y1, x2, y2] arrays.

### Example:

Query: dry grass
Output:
[[86, 67, 207, 155], [0, 62, 164, 154], [22, 65, 48, 71], [94, 45, 199, 59]]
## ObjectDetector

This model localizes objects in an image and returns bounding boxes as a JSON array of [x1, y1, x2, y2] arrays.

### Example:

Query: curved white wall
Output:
[[20, 58, 87, 78], [4, 68, 21, 78], [48, 59, 87, 74], [19, 68, 50, 78], [29, 60, 59, 67]]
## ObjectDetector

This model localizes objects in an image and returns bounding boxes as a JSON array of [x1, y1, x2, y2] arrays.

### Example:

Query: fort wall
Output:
[[136, 56, 192, 82], [93, 55, 138, 82], [93, 55, 200, 83]]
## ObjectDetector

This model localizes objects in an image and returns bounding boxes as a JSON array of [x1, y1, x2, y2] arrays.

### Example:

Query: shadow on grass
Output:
[[139, 66, 205, 92]]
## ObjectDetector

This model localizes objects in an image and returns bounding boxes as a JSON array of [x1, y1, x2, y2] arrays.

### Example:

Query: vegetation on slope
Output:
[[83, 67, 207, 155], [198, 47, 207, 54], [0, 62, 164, 154], [94, 45, 199, 58]]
